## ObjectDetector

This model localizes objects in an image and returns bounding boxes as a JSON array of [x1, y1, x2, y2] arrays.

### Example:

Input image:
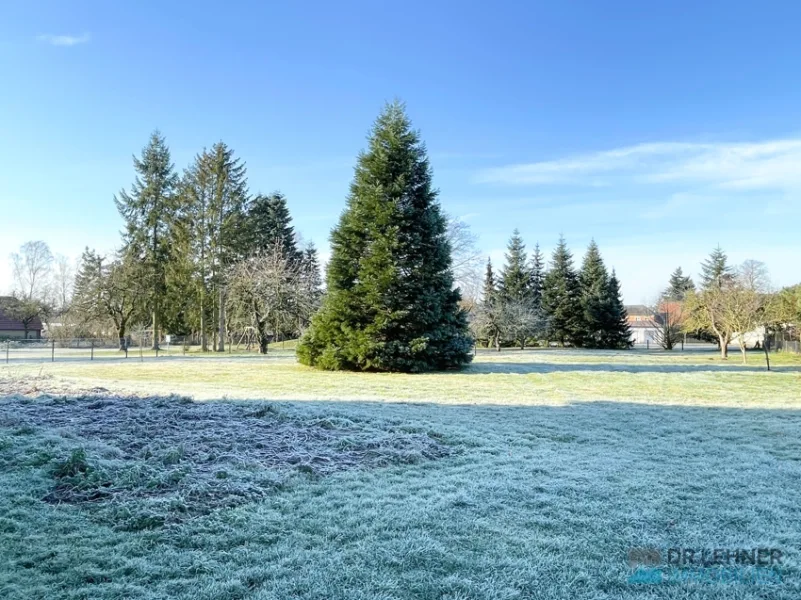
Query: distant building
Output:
[[625, 305, 659, 345], [0, 297, 43, 339]]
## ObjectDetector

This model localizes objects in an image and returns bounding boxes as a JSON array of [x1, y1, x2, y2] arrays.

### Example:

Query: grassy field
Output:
[[2, 348, 801, 599]]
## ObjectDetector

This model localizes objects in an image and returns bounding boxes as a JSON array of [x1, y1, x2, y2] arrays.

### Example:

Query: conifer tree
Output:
[[499, 229, 530, 303], [475, 257, 503, 350], [700, 246, 734, 290], [297, 102, 473, 371], [482, 258, 497, 303], [666, 267, 695, 300], [579, 240, 610, 348], [601, 270, 633, 349], [180, 142, 249, 351], [248, 192, 301, 262], [542, 236, 585, 346], [529, 243, 545, 310], [114, 131, 178, 348], [299, 242, 323, 329]]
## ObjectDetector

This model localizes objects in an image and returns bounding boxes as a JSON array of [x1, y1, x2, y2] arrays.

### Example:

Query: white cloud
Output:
[[476, 139, 801, 191], [36, 33, 91, 47]]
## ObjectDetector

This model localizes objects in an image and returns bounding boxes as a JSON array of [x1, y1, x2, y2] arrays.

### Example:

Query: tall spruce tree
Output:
[[666, 267, 695, 300], [114, 131, 178, 348], [529, 243, 545, 310], [482, 258, 497, 303], [477, 257, 502, 350], [542, 236, 585, 346], [179, 143, 249, 351], [296, 102, 473, 372], [601, 270, 633, 349], [248, 192, 301, 262], [499, 229, 530, 303], [579, 240, 610, 348], [700, 246, 733, 290], [300, 242, 323, 327]]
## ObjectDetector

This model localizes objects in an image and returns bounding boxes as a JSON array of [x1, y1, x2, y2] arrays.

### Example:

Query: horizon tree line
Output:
[[474, 231, 632, 350]]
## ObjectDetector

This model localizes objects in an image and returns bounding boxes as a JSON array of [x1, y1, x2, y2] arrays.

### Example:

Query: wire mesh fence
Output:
[[1, 334, 296, 364]]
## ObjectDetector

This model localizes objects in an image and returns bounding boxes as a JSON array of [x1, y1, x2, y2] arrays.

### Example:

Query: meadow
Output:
[[1, 348, 800, 599]]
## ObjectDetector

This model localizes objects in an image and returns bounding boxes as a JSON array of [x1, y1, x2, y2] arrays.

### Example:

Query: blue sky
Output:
[[2, 1, 801, 302]]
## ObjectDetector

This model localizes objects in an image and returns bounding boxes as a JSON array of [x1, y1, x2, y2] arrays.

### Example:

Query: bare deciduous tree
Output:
[[11, 240, 53, 302], [650, 298, 684, 350], [446, 214, 483, 305], [684, 260, 772, 362], [52, 254, 75, 314], [500, 300, 547, 350], [226, 245, 312, 354]]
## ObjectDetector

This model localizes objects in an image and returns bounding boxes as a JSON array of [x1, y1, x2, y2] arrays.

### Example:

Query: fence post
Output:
[[51, 339, 55, 362]]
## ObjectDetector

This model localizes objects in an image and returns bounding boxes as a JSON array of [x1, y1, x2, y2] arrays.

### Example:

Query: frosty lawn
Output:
[[1, 349, 801, 599]]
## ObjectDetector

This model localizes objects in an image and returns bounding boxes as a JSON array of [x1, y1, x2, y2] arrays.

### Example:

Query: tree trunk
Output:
[[118, 323, 127, 351], [719, 334, 728, 359], [739, 340, 747, 364], [257, 321, 269, 355], [152, 304, 160, 350], [495, 335, 501, 352], [217, 287, 225, 352], [200, 292, 207, 352]]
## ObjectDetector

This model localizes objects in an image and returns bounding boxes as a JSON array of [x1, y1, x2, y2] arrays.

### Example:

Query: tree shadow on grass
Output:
[[460, 361, 800, 375]]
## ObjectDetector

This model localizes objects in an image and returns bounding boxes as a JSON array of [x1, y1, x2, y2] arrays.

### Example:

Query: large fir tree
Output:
[[499, 229, 530, 303], [601, 270, 633, 349], [578, 240, 610, 348], [179, 142, 249, 351], [114, 131, 178, 348], [542, 236, 585, 346], [296, 102, 473, 372], [248, 192, 301, 262]]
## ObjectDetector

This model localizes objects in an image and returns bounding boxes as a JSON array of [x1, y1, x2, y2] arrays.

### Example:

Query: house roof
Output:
[[0, 297, 44, 331], [625, 304, 653, 316]]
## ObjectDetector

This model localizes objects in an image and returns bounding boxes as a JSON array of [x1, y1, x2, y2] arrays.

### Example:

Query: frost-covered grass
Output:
[[7, 347, 801, 407], [2, 349, 801, 599]]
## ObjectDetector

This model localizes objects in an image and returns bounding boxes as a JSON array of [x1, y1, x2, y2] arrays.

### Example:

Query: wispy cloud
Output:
[[36, 33, 91, 47], [476, 139, 801, 191]]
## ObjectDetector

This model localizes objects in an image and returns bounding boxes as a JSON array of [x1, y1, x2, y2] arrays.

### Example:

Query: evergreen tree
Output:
[[72, 248, 145, 348], [542, 236, 585, 346], [248, 192, 301, 262], [297, 102, 473, 372], [482, 258, 497, 303], [700, 246, 734, 290], [114, 130, 178, 348], [529, 243, 545, 310], [499, 229, 530, 303], [601, 270, 633, 349], [180, 143, 249, 351], [476, 257, 502, 350], [299, 242, 323, 328], [666, 267, 695, 300], [578, 240, 609, 348]]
